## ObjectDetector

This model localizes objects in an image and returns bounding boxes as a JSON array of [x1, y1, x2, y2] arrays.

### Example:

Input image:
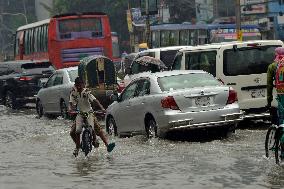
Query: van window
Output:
[[172, 53, 182, 70], [185, 51, 217, 76], [223, 46, 279, 76], [160, 50, 179, 69]]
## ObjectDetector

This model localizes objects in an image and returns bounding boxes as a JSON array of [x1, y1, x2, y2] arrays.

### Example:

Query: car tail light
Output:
[[227, 88, 238, 104], [161, 96, 180, 110], [18, 76, 33, 81]]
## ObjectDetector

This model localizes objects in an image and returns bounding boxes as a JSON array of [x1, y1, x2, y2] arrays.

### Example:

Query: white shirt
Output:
[[69, 87, 97, 112]]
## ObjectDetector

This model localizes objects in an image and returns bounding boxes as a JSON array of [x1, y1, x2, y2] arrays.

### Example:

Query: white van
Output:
[[171, 40, 284, 119]]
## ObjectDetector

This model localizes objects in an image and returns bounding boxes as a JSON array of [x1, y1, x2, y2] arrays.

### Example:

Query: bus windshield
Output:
[[58, 18, 103, 39]]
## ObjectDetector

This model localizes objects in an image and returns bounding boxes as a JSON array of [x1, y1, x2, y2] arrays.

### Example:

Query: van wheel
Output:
[[60, 100, 68, 119], [5, 91, 17, 109], [146, 118, 157, 138]]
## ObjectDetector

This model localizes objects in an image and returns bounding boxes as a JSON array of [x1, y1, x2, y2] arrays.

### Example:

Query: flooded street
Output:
[[1, 106, 284, 189]]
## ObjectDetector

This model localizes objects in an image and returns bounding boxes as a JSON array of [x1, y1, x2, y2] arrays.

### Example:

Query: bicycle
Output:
[[265, 100, 284, 165], [70, 110, 99, 157]]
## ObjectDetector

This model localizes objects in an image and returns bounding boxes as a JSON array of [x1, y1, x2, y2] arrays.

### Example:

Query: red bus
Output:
[[14, 12, 113, 69]]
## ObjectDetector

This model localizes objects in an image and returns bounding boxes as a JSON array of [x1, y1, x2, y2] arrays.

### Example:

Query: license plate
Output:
[[195, 96, 211, 106], [250, 89, 265, 98]]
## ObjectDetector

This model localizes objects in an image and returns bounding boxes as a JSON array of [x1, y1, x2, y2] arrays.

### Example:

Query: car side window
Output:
[[46, 74, 57, 88], [53, 74, 63, 86], [136, 79, 150, 97], [0, 66, 9, 76], [120, 82, 138, 101]]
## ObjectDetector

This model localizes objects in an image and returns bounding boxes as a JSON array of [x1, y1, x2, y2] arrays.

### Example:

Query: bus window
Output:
[[24, 30, 29, 55], [169, 31, 179, 46], [198, 29, 208, 45], [223, 46, 279, 76], [185, 51, 217, 76], [189, 30, 197, 45], [15, 32, 21, 56], [58, 18, 103, 39], [161, 31, 170, 47], [179, 30, 189, 45], [151, 31, 160, 48], [111, 32, 120, 58]]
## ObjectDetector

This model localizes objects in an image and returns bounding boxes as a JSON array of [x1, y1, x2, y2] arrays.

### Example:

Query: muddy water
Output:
[[0, 106, 284, 189]]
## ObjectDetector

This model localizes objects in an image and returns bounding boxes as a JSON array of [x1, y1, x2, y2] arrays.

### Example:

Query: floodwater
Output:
[[1, 105, 284, 189]]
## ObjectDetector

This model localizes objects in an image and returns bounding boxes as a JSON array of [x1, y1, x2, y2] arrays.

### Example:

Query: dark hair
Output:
[[75, 77, 83, 85]]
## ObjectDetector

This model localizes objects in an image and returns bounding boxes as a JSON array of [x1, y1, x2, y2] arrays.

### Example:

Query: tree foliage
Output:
[[165, 0, 196, 23]]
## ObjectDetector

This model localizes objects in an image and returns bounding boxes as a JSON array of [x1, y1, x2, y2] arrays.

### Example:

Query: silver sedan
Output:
[[105, 70, 243, 138], [36, 66, 78, 118]]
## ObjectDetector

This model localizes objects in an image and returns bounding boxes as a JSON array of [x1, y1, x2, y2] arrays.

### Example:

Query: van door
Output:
[[218, 43, 281, 111]]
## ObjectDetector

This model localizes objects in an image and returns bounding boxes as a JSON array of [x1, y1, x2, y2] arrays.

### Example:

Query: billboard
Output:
[[241, 0, 267, 15]]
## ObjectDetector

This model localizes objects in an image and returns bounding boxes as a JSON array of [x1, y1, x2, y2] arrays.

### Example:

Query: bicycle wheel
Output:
[[81, 128, 93, 156], [274, 128, 284, 164], [265, 125, 277, 158]]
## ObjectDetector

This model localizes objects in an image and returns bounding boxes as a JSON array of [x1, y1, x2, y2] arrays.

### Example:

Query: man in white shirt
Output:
[[69, 77, 115, 157]]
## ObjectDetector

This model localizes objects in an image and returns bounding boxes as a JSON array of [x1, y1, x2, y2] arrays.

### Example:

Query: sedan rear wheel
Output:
[[106, 117, 117, 137], [36, 100, 44, 118], [60, 100, 68, 119], [146, 118, 157, 139], [5, 91, 17, 109]]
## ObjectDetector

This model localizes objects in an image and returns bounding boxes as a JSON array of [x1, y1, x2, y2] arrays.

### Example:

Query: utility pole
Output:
[[236, 0, 242, 41], [145, 0, 150, 47]]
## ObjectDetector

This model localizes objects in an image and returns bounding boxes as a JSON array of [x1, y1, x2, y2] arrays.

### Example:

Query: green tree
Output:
[[165, 0, 196, 23]]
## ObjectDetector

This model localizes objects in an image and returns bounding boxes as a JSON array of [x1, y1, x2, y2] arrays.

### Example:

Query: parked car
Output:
[[105, 70, 243, 138], [0, 60, 54, 109], [172, 40, 284, 120], [36, 66, 78, 118]]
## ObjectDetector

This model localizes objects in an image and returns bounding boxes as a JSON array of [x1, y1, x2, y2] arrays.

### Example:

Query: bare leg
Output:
[[70, 122, 80, 149]]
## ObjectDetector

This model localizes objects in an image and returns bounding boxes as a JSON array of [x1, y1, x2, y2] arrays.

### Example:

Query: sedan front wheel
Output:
[[146, 118, 158, 139], [60, 100, 68, 119], [106, 117, 118, 137]]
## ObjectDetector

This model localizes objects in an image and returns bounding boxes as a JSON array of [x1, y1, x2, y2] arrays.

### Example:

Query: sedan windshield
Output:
[[158, 73, 221, 91]]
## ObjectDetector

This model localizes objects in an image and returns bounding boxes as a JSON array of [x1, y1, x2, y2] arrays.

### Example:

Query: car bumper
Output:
[[241, 107, 270, 120], [156, 106, 243, 132], [16, 95, 37, 103]]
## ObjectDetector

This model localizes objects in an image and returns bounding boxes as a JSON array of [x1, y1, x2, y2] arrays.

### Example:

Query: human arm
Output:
[[267, 62, 276, 107], [68, 87, 77, 112], [87, 91, 106, 112]]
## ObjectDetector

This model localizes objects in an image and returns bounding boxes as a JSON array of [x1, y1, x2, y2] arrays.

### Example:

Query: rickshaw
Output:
[[78, 55, 117, 109]]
